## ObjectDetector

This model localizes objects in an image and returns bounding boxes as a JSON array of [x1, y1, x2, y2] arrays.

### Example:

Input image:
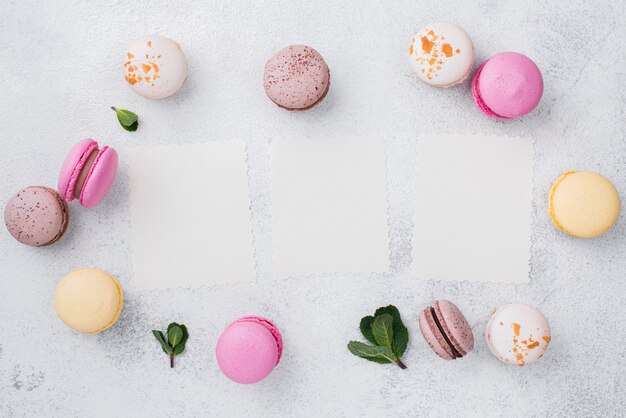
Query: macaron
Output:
[[216, 316, 283, 384], [409, 22, 474, 87], [472, 52, 543, 119], [58, 138, 118, 208], [263, 45, 330, 110], [4, 186, 69, 247], [549, 171, 620, 238], [418, 300, 474, 360], [124, 35, 188, 99], [485, 303, 551, 366], [54, 268, 124, 334]]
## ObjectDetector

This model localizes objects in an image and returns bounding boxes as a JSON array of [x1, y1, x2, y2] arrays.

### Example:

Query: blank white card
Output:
[[270, 137, 391, 279], [129, 142, 255, 290], [412, 135, 533, 283]]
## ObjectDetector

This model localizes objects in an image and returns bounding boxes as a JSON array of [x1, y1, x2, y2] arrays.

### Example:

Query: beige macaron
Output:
[[549, 171, 620, 238], [54, 268, 124, 334]]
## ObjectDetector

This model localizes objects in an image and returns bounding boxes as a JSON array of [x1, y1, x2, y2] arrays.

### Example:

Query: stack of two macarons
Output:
[[4, 138, 118, 247], [409, 21, 543, 119]]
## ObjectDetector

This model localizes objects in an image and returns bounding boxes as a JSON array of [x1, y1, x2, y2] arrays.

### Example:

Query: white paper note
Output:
[[129, 141, 256, 290], [412, 135, 533, 283], [270, 137, 391, 279]]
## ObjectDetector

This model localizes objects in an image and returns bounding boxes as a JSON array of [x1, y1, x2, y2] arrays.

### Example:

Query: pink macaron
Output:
[[216, 316, 283, 384], [263, 45, 330, 110], [4, 186, 70, 246], [58, 139, 118, 208], [472, 52, 543, 119], [418, 300, 474, 360]]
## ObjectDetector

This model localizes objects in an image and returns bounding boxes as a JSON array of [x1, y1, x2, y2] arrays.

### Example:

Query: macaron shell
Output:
[[485, 303, 551, 366], [263, 45, 330, 110], [418, 308, 454, 360], [54, 268, 123, 334], [435, 300, 474, 356], [58, 138, 99, 201], [236, 316, 283, 364], [409, 21, 474, 87], [471, 62, 505, 119], [216, 320, 279, 384], [474, 52, 543, 118], [549, 171, 620, 238], [4, 186, 69, 247], [124, 35, 188, 99], [79, 146, 118, 208]]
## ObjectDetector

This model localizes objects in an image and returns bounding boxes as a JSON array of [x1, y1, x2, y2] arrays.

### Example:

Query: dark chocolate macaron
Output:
[[4, 186, 70, 246], [418, 300, 474, 360], [263, 45, 330, 110]]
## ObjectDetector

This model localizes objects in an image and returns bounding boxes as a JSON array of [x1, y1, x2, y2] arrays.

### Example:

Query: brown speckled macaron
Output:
[[263, 45, 330, 110], [4, 186, 70, 246], [418, 300, 474, 360]]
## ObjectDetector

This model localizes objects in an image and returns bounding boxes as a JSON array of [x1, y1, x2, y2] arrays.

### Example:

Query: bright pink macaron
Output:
[[472, 52, 543, 119], [216, 316, 283, 384], [58, 139, 118, 208], [418, 300, 474, 360]]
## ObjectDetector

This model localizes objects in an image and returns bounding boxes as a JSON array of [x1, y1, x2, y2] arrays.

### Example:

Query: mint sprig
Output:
[[152, 322, 188, 368], [348, 305, 408, 369], [111, 106, 138, 131]]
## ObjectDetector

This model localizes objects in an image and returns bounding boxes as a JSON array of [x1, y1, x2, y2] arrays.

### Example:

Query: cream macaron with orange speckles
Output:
[[124, 35, 188, 99], [409, 22, 474, 87], [485, 303, 551, 366], [54, 268, 123, 334]]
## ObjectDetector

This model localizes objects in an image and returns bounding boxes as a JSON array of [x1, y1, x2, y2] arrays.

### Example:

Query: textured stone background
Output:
[[1, 1, 625, 417]]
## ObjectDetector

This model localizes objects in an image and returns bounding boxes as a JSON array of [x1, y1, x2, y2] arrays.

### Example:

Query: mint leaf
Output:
[[152, 330, 173, 355], [375, 305, 408, 357], [174, 325, 189, 355], [372, 314, 394, 348], [168, 324, 183, 347], [347, 341, 396, 364], [359, 316, 377, 345], [111, 106, 138, 131]]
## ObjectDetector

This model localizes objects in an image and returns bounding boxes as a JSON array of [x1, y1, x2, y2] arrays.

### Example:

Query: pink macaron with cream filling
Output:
[[418, 300, 474, 360], [216, 316, 283, 384], [472, 52, 543, 119], [58, 138, 118, 208]]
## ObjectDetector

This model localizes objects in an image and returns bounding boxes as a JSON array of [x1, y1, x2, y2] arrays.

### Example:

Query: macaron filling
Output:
[[62, 140, 99, 201], [78, 146, 111, 205], [430, 307, 463, 359], [73, 148, 99, 199]]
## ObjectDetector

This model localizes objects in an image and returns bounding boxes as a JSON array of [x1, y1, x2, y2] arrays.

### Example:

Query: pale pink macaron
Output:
[[58, 139, 118, 208], [216, 316, 283, 384], [418, 300, 474, 360], [472, 52, 543, 119], [263, 45, 330, 110]]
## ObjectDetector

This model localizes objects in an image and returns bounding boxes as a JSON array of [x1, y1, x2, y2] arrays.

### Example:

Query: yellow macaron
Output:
[[54, 268, 124, 334], [549, 171, 620, 238]]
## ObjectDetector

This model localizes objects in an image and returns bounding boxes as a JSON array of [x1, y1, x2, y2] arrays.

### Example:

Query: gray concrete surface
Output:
[[1, 1, 625, 416]]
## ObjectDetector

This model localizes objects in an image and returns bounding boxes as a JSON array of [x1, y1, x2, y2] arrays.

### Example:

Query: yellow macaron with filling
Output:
[[549, 171, 620, 238], [54, 268, 124, 334]]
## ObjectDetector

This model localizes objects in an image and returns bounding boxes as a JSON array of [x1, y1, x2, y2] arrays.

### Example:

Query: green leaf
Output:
[[371, 314, 394, 348], [347, 341, 396, 364], [168, 325, 183, 348], [375, 305, 409, 357], [111, 107, 138, 131], [359, 316, 377, 345], [152, 330, 173, 355], [174, 325, 189, 355]]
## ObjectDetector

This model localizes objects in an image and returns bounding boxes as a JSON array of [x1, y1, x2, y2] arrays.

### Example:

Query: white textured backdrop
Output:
[[1, 1, 625, 416]]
